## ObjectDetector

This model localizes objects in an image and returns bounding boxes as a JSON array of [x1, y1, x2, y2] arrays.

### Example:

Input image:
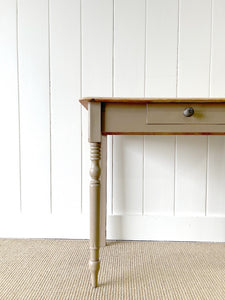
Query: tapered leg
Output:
[[89, 142, 101, 287]]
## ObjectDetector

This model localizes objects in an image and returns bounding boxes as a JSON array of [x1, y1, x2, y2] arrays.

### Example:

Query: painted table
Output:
[[79, 97, 225, 287]]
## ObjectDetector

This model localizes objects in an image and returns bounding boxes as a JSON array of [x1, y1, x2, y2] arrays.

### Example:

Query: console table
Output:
[[79, 97, 225, 287]]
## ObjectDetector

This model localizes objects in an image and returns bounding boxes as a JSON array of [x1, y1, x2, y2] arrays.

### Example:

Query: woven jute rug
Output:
[[0, 239, 224, 299]]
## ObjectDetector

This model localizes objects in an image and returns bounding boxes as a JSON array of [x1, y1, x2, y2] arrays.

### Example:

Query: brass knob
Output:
[[184, 107, 194, 117]]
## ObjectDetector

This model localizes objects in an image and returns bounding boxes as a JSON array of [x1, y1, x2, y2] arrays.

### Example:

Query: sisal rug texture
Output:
[[0, 239, 224, 299]]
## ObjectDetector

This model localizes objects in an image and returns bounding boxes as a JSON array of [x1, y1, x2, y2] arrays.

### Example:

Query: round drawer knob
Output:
[[184, 107, 194, 117]]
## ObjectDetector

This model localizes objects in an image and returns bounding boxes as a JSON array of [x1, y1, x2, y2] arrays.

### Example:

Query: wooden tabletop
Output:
[[79, 97, 225, 110]]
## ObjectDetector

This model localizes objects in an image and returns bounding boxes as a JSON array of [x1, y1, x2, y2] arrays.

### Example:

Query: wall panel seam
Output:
[[80, 0, 83, 214], [48, 0, 53, 214], [206, 0, 213, 216], [111, 137, 114, 215], [176, 0, 180, 98], [112, 0, 115, 98], [208, 0, 213, 97], [16, 0, 22, 213], [142, 0, 147, 216], [144, 0, 147, 97], [174, 0, 180, 216], [142, 137, 145, 215], [174, 1, 180, 217], [173, 136, 177, 216], [111, 0, 115, 215], [205, 136, 209, 216]]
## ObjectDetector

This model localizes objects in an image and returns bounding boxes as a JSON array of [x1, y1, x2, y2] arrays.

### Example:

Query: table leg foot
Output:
[[89, 260, 100, 288]]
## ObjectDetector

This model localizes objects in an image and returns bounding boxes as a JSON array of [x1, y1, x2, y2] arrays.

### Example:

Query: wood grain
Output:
[[79, 97, 225, 110]]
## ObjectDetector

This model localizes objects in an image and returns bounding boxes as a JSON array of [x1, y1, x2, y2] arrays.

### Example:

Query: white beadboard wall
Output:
[[1, 0, 225, 241]]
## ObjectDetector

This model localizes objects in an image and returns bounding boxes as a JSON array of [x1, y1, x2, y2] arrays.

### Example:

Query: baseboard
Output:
[[107, 215, 225, 242], [1, 213, 225, 242]]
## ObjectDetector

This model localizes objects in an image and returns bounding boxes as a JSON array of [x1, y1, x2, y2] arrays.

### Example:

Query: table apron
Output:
[[102, 103, 225, 135]]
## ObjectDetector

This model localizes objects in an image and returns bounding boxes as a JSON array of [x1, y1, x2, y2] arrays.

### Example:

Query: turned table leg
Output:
[[100, 135, 107, 247], [89, 142, 101, 287], [88, 101, 102, 287]]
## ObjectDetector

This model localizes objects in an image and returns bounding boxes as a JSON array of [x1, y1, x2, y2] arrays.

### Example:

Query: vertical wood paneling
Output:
[[114, 0, 145, 97], [144, 136, 175, 215], [210, 0, 225, 96], [145, 0, 178, 97], [2, 0, 225, 240], [113, 136, 143, 215], [50, 0, 81, 215], [144, 0, 178, 215], [107, 135, 113, 215], [177, 0, 212, 97], [207, 137, 225, 216], [175, 0, 211, 216], [82, 0, 113, 214], [207, 0, 225, 216], [0, 0, 20, 213], [18, 0, 50, 214], [175, 136, 207, 215], [82, 0, 113, 97], [113, 0, 145, 215]]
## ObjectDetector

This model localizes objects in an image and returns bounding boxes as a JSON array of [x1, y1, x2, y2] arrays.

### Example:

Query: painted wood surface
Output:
[[107, 215, 225, 242], [113, 0, 145, 215], [177, 0, 212, 97], [82, 0, 113, 97], [114, 0, 145, 97], [144, 136, 175, 216], [82, 0, 113, 216], [207, 137, 225, 216], [0, 0, 225, 241], [144, 0, 177, 217], [175, 0, 211, 217], [49, 0, 81, 216], [18, 0, 51, 215], [113, 135, 143, 214], [175, 136, 207, 216], [0, 0, 20, 214], [207, 0, 225, 216], [145, 0, 178, 98]]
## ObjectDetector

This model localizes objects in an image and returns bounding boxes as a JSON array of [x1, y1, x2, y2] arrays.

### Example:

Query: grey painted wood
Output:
[[89, 142, 101, 288], [84, 98, 225, 287], [100, 135, 107, 247], [88, 102, 102, 287], [88, 102, 101, 142], [147, 104, 225, 124], [102, 103, 225, 134]]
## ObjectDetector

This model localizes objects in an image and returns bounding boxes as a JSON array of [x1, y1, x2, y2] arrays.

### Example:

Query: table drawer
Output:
[[146, 103, 225, 125]]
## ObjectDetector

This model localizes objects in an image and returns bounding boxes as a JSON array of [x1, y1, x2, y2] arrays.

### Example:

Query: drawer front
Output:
[[146, 103, 225, 125]]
